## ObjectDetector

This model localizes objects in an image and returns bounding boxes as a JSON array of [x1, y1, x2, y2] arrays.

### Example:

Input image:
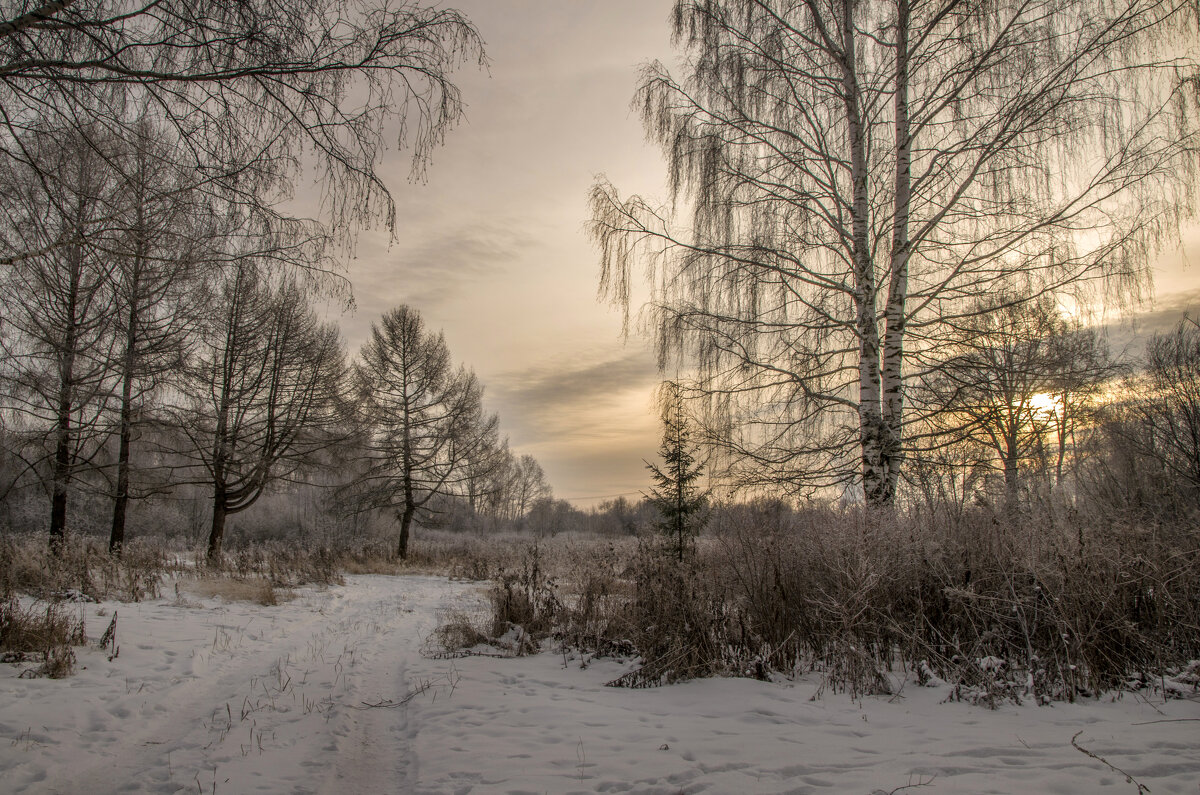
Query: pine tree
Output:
[[646, 383, 707, 562]]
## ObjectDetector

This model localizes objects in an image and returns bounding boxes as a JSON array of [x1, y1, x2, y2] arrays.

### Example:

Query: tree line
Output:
[[0, 1, 557, 557], [0, 120, 551, 561]]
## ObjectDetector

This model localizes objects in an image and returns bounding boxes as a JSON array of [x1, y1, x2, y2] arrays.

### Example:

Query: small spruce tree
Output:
[[646, 382, 707, 561]]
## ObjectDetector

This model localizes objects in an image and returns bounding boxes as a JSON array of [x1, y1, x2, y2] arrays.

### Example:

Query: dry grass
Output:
[[180, 577, 293, 606], [428, 507, 1200, 702], [0, 597, 86, 678], [0, 534, 181, 602]]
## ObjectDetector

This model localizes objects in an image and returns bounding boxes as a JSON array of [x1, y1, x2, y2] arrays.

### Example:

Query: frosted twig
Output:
[[1070, 731, 1150, 794]]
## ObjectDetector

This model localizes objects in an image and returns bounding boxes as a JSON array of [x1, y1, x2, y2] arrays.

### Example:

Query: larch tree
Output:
[[181, 263, 344, 563], [591, 0, 1199, 506], [353, 305, 497, 559], [0, 123, 121, 551], [106, 120, 209, 555]]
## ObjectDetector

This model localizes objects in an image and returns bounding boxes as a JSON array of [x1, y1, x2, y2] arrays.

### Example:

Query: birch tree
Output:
[[591, 0, 1199, 506], [510, 454, 552, 523], [0, 0, 485, 266]]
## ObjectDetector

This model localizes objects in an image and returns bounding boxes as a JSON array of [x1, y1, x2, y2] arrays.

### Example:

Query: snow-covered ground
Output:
[[1, 575, 1197, 794]]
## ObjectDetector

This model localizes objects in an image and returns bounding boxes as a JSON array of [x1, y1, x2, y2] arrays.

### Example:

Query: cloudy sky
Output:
[[331, 1, 1199, 507], [333, 1, 680, 507]]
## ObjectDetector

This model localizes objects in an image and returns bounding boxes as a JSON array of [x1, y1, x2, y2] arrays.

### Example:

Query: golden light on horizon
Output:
[[1029, 391, 1062, 419]]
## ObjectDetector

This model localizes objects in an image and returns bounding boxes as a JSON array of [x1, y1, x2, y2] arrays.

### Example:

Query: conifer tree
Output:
[[646, 383, 707, 562]]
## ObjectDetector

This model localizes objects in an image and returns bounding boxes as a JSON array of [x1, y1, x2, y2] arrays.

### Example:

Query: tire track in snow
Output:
[[316, 575, 478, 793], [3, 575, 476, 795]]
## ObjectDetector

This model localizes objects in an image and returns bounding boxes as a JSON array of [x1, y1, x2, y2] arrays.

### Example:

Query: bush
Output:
[[450, 504, 1200, 703], [0, 596, 86, 678], [607, 540, 736, 687]]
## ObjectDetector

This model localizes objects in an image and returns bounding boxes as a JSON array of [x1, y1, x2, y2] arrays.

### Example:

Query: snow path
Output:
[[1, 574, 1198, 794], [0, 575, 474, 794]]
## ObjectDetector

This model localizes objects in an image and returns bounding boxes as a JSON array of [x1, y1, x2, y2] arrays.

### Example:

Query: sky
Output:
[[330, 1, 1200, 508], [334, 1, 680, 507]]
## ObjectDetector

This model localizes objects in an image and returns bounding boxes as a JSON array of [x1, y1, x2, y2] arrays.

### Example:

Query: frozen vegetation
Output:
[[1, 549, 1198, 794]]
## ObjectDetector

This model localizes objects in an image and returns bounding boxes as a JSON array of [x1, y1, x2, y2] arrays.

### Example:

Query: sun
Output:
[[1029, 391, 1061, 418]]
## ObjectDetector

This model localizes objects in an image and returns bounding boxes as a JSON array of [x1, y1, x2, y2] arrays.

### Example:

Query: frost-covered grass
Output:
[[0, 509, 1197, 791], [438, 510, 1200, 704]]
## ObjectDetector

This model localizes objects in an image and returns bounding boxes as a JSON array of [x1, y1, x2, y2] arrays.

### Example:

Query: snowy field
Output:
[[1, 574, 1197, 794]]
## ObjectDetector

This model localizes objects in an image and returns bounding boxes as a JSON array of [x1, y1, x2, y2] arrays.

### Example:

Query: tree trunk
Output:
[[399, 382, 415, 559], [109, 308, 138, 555], [208, 492, 227, 565], [49, 256, 81, 555], [1055, 390, 1069, 489], [49, 414, 71, 555], [207, 397, 231, 565], [109, 412, 131, 555], [840, 2, 889, 507], [1003, 447, 1020, 517], [398, 502, 414, 559], [882, 0, 911, 502]]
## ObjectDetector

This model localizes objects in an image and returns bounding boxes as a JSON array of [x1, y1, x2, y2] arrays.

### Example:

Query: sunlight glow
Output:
[[1029, 391, 1061, 418]]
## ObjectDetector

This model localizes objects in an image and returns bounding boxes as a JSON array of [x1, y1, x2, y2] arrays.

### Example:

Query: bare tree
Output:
[[0, 123, 120, 550], [460, 435, 512, 525], [591, 0, 1199, 506], [1043, 324, 1119, 491], [352, 305, 497, 558], [510, 454, 551, 524], [0, 1, 485, 258], [106, 120, 209, 554], [921, 294, 1122, 514], [1127, 317, 1200, 504], [180, 263, 344, 563], [921, 295, 1065, 512]]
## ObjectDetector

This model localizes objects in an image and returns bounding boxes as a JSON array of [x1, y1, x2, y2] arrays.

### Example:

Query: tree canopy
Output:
[[592, 0, 1200, 505]]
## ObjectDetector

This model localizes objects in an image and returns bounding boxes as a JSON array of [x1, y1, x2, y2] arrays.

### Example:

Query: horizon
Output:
[[328, 0, 1200, 507]]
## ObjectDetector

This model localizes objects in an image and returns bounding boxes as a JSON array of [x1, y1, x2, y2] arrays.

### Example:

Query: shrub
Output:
[[0, 596, 86, 678], [451, 505, 1200, 703]]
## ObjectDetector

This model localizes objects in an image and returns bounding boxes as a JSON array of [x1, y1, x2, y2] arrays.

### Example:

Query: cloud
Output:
[[1133, 287, 1200, 331], [393, 223, 535, 304], [340, 218, 542, 348], [1103, 287, 1200, 356], [485, 347, 662, 504], [494, 347, 657, 411], [489, 347, 660, 445]]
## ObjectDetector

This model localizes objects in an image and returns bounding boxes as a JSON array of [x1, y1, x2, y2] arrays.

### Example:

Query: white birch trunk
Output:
[[881, 0, 912, 504]]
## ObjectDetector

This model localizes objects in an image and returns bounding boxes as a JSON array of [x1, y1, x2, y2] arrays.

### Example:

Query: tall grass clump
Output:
[[455, 502, 1200, 704], [0, 597, 87, 678], [0, 534, 179, 602]]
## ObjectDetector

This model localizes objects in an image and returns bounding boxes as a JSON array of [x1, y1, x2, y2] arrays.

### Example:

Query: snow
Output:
[[1, 574, 1197, 794]]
